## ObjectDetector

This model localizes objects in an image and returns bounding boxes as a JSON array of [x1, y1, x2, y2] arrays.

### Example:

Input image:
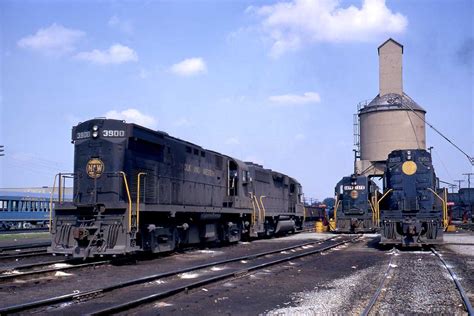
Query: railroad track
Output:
[[457, 222, 474, 232], [0, 242, 51, 253], [0, 259, 110, 284], [0, 235, 361, 315], [360, 248, 397, 316], [0, 242, 51, 261], [361, 247, 473, 316], [0, 228, 49, 235], [430, 248, 473, 315]]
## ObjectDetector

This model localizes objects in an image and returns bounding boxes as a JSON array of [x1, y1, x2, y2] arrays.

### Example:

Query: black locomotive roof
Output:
[[76, 118, 299, 184]]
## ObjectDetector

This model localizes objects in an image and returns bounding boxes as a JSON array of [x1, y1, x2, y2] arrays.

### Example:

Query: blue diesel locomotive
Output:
[[380, 149, 445, 246], [334, 175, 378, 233]]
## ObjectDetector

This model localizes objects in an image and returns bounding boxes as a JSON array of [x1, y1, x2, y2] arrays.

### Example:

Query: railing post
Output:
[[428, 188, 448, 230], [253, 195, 263, 225], [58, 173, 62, 204], [259, 196, 267, 220], [376, 189, 392, 227]]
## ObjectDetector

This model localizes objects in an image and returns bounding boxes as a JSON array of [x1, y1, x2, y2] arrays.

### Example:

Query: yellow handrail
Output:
[[119, 171, 133, 232], [249, 193, 257, 225], [136, 172, 147, 230], [443, 188, 448, 228], [333, 196, 340, 222], [253, 195, 263, 224], [368, 198, 376, 226], [428, 188, 448, 229], [376, 189, 392, 226], [259, 196, 267, 220], [49, 174, 59, 233]]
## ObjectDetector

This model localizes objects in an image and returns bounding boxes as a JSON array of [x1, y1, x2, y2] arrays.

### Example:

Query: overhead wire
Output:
[[433, 149, 453, 180], [402, 100, 473, 165]]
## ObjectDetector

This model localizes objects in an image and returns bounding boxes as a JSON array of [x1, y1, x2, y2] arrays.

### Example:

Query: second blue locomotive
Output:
[[334, 175, 378, 233]]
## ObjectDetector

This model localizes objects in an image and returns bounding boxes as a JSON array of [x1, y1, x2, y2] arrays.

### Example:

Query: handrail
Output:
[[368, 198, 376, 226], [373, 193, 378, 226], [259, 196, 267, 220], [376, 189, 392, 226], [428, 188, 448, 229], [333, 196, 340, 222], [249, 193, 257, 225], [136, 172, 147, 230], [119, 171, 133, 232], [49, 174, 59, 233], [443, 188, 448, 228], [253, 195, 263, 224], [58, 173, 62, 204]]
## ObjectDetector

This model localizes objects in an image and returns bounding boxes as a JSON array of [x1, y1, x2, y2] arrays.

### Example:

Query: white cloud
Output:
[[75, 44, 138, 65], [269, 92, 321, 105], [250, 0, 408, 57], [225, 137, 241, 145], [17, 23, 85, 55], [170, 58, 207, 76], [105, 109, 157, 129], [108, 15, 134, 35]]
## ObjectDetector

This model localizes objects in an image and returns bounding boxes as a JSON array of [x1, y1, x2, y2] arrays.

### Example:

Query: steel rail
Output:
[[90, 235, 361, 315], [431, 248, 473, 315], [0, 236, 351, 314], [0, 242, 51, 253], [360, 248, 396, 316], [0, 228, 49, 235], [0, 260, 109, 283], [0, 250, 48, 260], [0, 259, 68, 274]]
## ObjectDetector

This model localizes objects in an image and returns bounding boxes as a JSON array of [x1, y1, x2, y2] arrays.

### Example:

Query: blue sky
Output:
[[0, 0, 472, 200]]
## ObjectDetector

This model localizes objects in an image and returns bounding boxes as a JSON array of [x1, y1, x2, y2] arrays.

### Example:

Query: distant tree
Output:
[[322, 197, 335, 208]]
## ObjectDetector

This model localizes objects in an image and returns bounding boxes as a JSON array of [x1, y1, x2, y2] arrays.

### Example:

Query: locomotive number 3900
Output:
[[102, 130, 125, 137]]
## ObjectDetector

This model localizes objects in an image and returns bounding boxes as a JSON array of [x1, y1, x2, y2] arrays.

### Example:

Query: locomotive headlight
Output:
[[92, 125, 99, 131], [92, 131, 99, 138]]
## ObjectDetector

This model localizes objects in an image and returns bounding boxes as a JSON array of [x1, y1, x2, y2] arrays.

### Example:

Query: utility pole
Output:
[[462, 173, 474, 190], [454, 179, 465, 191], [0, 145, 4, 157], [448, 184, 457, 193], [462, 173, 474, 219]]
